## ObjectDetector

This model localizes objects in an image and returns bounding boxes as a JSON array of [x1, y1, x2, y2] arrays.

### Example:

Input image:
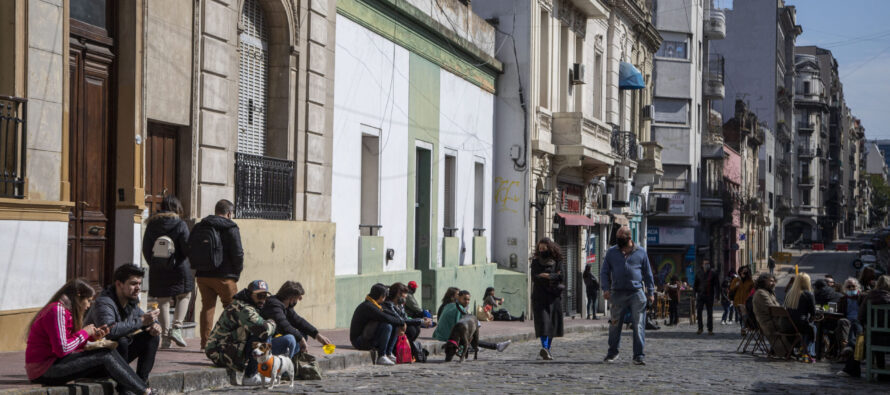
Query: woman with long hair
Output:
[[26, 279, 152, 394], [142, 194, 193, 348], [530, 237, 565, 361], [483, 287, 523, 321], [783, 272, 816, 362], [436, 287, 460, 319]]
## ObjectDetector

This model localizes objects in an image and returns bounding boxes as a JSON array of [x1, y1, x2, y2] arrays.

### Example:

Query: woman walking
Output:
[[583, 264, 600, 320], [531, 238, 565, 361], [142, 195, 193, 348], [26, 279, 153, 394]]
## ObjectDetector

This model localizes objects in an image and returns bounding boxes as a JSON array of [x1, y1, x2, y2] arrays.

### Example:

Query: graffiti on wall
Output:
[[495, 177, 522, 213]]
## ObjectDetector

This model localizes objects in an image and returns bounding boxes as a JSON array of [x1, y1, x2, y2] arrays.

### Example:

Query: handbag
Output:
[[395, 335, 414, 364], [853, 333, 866, 361], [411, 340, 427, 363], [295, 352, 323, 380], [476, 306, 493, 321]]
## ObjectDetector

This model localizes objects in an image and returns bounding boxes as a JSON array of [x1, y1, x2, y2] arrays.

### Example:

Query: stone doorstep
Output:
[[1, 323, 609, 395]]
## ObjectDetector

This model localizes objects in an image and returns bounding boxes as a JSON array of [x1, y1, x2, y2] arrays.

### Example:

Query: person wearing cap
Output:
[[404, 281, 424, 319], [205, 280, 281, 386]]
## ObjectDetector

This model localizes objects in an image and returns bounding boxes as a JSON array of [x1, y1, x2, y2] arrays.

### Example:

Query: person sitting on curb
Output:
[[483, 287, 524, 322], [205, 280, 282, 386], [382, 283, 431, 360], [84, 264, 160, 384], [404, 281, 430, 320], [349, 284, 405, 366], [261, 281, 332, 358], [433, 290, 511, 355]]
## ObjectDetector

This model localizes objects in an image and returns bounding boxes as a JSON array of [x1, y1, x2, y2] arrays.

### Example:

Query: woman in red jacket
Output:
[[26, 278, 152, 394]]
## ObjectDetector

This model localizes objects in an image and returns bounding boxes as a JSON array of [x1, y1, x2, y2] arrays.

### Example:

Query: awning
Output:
[[619, 62, 645, 90], [612, 214, 629, 226], [556, 212, 596, 226]]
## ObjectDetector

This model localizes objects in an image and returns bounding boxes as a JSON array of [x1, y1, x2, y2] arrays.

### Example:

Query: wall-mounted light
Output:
[[531, 190, 550, 214]]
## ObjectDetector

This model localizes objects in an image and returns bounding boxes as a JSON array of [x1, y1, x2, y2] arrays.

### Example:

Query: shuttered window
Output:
[[238, 0, 269, 156]]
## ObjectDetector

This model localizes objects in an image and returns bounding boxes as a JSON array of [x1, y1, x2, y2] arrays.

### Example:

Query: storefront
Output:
[[646, 225, 697, 286]]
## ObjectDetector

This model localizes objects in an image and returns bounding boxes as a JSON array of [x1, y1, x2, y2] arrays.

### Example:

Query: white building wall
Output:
[[332, 17, 411, 276], [436, 70, 495, 267], [0, 221, 67, 310]]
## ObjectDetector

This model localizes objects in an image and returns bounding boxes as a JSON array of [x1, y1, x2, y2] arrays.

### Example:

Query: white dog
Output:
[[251, 342, 295, 389]]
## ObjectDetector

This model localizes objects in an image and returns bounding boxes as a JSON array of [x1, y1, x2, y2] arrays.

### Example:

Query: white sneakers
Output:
[[241, 374, 262, 386], [376, 355, 396, 365], [497, 340, 511, 352]]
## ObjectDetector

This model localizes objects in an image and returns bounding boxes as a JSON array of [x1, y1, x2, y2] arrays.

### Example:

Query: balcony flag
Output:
[[619, 62, 645, 90]]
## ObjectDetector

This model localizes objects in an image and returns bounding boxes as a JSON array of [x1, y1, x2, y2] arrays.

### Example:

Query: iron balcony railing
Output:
[[798, 146, 816, 157], [706, 53, 725, 83], [611, 130, 637, 159], [235, 152, 295, 220], [0, 96, 27, 199]]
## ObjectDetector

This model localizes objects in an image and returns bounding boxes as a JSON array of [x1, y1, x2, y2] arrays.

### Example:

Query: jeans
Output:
[[796, 320, 816, 356], [587, 293, 598, 318], [352, 322, 396, 357], [697, 297, 714, 332], [32, 348, 147, 394], [720, 299, 733, 322], [849, 320, 863, 345], [115, 331, 160, 382], [735, 305, 746, 328], [244, 334, 298, 377], [668, 300, 678, 325], [607, 289, 647, 360]]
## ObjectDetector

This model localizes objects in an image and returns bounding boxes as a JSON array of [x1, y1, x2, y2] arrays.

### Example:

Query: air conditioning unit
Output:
[[571, 63, 585, 85], [616, 165, 629, 179], [601, 193, 613, 211], [654, 196, 670, 213], [637, 144, 644, 160], [641, 104, 654, 120]]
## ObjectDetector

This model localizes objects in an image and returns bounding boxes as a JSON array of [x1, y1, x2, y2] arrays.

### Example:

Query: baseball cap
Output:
[[408, 281, 418, 290], [248, 280, 271, 295]]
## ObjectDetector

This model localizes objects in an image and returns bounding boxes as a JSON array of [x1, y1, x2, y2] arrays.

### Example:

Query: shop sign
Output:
[[647, 227, 659, 244], [648, 226, 694, 245], [558, 183, 582, 213]]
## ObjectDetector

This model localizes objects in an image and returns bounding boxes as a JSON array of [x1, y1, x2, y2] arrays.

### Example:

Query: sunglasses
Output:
[[255, 293, 270, 300]]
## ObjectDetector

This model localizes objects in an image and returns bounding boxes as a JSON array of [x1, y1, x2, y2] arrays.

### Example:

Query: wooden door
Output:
[[145, 123, 178, 215], [67, 8, 115, 288]]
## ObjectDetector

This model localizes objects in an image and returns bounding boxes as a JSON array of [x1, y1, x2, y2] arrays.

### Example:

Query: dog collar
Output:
[[447, 340, 459, 347]]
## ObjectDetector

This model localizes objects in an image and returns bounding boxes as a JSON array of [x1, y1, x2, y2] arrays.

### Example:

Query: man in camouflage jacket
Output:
[[206, 280, 276, 384]]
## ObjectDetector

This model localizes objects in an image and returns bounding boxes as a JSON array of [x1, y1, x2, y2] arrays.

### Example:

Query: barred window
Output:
[[238, 0, 269, 156]]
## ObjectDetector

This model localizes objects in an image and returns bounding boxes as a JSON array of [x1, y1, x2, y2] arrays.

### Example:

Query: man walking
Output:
[[191, 199, 245, 350], [693, 259, 720, 335], [600, 226, 655, 365]]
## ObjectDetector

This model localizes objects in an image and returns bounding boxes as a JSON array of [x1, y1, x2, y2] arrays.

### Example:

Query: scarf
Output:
[[366, 295, 382, 310]]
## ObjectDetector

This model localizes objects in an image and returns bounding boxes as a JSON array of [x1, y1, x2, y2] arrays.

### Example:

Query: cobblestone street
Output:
[[194, 313, 884, 394]]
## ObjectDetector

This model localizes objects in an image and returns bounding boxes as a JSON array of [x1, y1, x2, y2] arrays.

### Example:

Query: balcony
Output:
[[797, 122, 815, 133], [611, 130, 638, 160], [234, 152, 295, 220], [820, 126, 828, 139], [704, 9, 726, 39], [777, 120, 791, 142], [777, 86, 793, 108], [798, 146, 816, 158], [567, 0, 609, 18], [552, 112, 614, 173], [799, 175, 814, 187], [0, 96, 27, 199], [704, 54, 725, 99], [637, 141, 663, 178]]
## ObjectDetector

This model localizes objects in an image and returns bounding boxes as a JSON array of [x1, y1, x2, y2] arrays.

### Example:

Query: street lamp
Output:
[[531, 189, 550, 214]]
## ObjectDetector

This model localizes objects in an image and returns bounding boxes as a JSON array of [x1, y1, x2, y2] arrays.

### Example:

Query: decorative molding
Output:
[[555, 0, 587, 36], [0, 198, 73, 222]]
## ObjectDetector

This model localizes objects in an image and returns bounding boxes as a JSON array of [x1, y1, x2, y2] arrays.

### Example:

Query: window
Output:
[[594, 52, 603, 119], [803, 81, 811, 95], [768, 155, 772, 173], [360, 131, 380, 231], [769, 192, 774, 210], [474, 162, 484, 229], [573, 37, 583, 112], [238, 0, 269, 156], [653, 99, 689, 125], [801, 162, 810, 179], [539, 10, 550, 108], [656, 35, 688, 59], [559, 25, 570, 111], [656, 165, 688, 190], [444, 154, 456, 229], [802, 189, 811, 205]]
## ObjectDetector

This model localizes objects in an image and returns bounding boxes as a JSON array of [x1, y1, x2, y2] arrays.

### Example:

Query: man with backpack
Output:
[[190, 199, 245, 350]]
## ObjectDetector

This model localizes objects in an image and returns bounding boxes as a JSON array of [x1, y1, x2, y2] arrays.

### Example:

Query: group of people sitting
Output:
[[349, 283, 513, 366], [732, 266, 889, 379]]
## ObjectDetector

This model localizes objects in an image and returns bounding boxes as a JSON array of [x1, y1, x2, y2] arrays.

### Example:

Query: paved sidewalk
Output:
[[0, 318, 608, 394]]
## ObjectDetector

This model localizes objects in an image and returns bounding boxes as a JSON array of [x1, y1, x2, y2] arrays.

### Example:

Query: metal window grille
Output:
[[611, 130, 638, 159], [235, 152, 294, 220], [0, 96, 26, 199], [238, 0, 268, 156]]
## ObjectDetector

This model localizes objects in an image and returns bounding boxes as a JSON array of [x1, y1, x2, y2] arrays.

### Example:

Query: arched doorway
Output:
[[783, 220, 814, 245]]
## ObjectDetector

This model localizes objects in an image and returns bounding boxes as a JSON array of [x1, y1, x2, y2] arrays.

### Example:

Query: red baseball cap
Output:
[[408, 281, 418, 290]]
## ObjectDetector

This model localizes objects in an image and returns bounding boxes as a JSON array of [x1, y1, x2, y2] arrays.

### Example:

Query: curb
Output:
[[1, 322, 609, 394]]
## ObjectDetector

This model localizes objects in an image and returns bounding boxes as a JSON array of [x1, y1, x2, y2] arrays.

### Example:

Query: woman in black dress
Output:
[[531, 238, 564, 360]]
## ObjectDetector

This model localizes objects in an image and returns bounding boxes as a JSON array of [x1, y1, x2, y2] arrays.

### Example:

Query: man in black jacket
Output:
[[195, 199, 245, 349], [261, 281, 332, 354], [814, 279, 843, 305], [349, 283, 404, 366], [85, 265, 161, 382], [694, 259, 721, 335]]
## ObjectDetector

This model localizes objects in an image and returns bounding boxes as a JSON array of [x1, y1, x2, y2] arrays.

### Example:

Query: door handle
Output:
[[80, 201, 90, 207], [88, 226, 105, 235]]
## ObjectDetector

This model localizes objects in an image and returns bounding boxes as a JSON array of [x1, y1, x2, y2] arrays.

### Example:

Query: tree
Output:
[[870, 174, 890, 226]]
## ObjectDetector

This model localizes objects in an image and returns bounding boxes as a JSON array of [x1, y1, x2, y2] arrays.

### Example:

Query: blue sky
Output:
[[783, 0, 890, 140]]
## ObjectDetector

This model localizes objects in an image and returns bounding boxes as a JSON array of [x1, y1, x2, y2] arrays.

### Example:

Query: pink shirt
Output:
[[25, 302, 89, 380]]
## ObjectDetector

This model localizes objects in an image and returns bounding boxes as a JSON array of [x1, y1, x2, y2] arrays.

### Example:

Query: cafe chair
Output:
[[767, 306, 803, 360], [865, 302, 890, 382]]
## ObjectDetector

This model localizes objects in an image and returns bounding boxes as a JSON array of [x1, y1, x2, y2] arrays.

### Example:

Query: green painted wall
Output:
[[427, 263, 498, 315], [494, 269, 529, 319], [335, 270, 423, 328], [442, 237, 459, 267], [473, 236, 487, 265]]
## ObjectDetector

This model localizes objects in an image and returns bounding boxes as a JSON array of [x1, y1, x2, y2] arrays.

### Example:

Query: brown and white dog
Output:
[[443, 314, 479, 362], [251, 342, 295, 389]]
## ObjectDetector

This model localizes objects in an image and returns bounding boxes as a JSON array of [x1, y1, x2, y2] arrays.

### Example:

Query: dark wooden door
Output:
[[67, 10, 115, 288], [145, 123, 178, 215]]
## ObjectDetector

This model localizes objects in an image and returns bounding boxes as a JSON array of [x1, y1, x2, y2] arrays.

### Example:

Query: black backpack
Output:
[[188, 222, 223, 272]]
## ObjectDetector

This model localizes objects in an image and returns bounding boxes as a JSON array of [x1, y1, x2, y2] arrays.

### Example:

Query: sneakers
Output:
[[720, 320, 726, 325], [836, 370, 851, 377], [160, 336, 172, 349], [708, 331, 714, 336], [241, 374, 262, 386], [539, 348, 553, 360], [376, 355, 395, 366], [169, 326, 188, 347], [387, 353, 396, 361], [497, 340, 511, 352], [633, 358, 645, 366], [697, 329, 703, 335], [604, 353, 619, 363]]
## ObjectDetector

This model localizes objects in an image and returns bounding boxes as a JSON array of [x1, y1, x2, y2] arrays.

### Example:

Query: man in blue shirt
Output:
[[600, 226, 655, 365]]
